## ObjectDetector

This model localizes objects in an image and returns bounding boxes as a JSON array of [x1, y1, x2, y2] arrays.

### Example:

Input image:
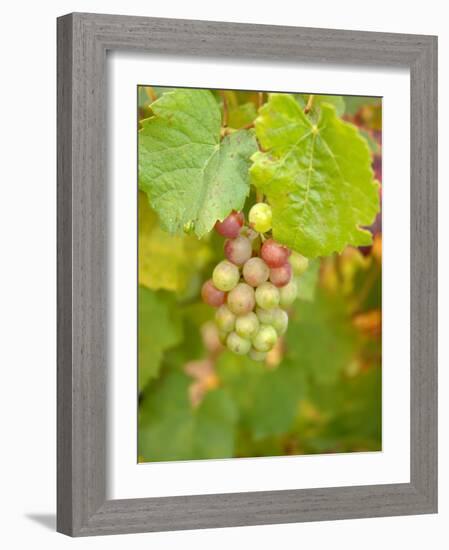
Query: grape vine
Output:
[[137, 87, 382, 461]]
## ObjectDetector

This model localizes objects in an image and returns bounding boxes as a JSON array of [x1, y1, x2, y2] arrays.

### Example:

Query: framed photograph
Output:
[[57, 13, 438, 536]]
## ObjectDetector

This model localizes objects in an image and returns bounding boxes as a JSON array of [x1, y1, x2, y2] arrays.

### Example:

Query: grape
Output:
[[279, 279, 298, 308], [215, 211, 244, 238], [212, 260, 240, 291], [261, 239, 290, 268], [201, 279, 226, 307], [227, 283, 256, 315], [235, 311, 259, 339], [252, 324, 278, 352], [248, 203, 272, 233], [226, 331, 251, 355], [206, 210, 300, 357], [249, 348, 267, 362], [215, 305, 236, 333], [224, 235, 252, 266], [271, 308, 289, 335], [289, 251, 309, 276], [256, 307, 274, 325], [242, 257, 269, 287], [269, 262, 292, 287], [255, 282, 280, 310]]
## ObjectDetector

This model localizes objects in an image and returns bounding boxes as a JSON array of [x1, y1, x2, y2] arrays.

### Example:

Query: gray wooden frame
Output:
[[57, 12, 438, 537]]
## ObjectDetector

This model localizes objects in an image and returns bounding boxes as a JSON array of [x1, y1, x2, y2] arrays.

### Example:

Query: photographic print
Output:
[[137, 86, 382, 463]]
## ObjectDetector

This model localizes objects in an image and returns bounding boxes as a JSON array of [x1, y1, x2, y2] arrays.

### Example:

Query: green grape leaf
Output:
[[286, 289, 361, 384], [139, 89, 257, 237], [139, 371, 237, 461], [216, 352, 306, 440], [251, 94, 379, 257], [138, 287, 183, 390], [305, 367, 382, 452], [296, 259, 320, 302], [164, 302, 214, 368], [139, 192, 212, 292], [359, 128, 381, 154]]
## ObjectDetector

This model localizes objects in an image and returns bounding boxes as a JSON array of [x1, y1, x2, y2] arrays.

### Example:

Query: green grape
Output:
[[226, 331, 251, 355], [252, 324, 278, 352], [256, 307, 274, 325], [235, 311, 259, 339], [279, 279, 298, 308], [289, 251, 309, 276], [248, 203, 272, 233], [249, 348, 267, 362], [215, 305, 236, 333], [271, 308, 289, 335], [212, 260, 240, 291], [227, 283, 256, 315], [255, 282, 280, 310]]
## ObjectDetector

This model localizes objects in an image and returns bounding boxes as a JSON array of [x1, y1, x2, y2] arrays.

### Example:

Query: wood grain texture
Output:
[[57, 12, 438, 536]]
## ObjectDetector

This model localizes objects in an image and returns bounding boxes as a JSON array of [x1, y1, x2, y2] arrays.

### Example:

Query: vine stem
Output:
[[220, 91, 229, 127], [304, 94, 315, 114], [256, 190, 264, 203], [145, 86, 157, 102]]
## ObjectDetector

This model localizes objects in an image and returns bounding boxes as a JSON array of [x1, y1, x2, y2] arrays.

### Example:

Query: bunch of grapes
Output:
[[201, 204, 309, 361]]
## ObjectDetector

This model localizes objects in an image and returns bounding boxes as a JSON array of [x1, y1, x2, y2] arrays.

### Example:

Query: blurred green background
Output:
[[138, 87, 382, 462]]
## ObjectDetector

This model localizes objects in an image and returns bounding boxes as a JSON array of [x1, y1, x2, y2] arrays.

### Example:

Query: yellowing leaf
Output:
[[139, 193, 211, 292], [228, 102, 257, 129]]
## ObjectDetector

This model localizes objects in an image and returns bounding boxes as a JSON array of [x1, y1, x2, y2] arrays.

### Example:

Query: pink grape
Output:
[[261, 239, 290, 268], [227, 283, 256, 315], [201, 279, 226, 307], [215, 211, 244, 238], [242, 257, 269, 287], [269, 262, 292, 287], [224, 235, 252, 266]]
